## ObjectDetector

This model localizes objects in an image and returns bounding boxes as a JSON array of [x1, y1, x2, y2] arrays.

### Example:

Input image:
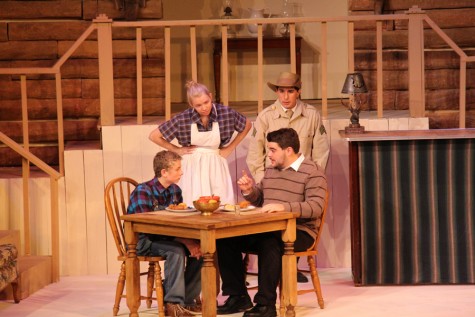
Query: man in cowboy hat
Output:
[[245, 71, 329, 283], [247, 71, 329, 183]]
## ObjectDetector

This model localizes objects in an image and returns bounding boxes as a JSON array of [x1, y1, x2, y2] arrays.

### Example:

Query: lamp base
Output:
[[345, 125, 365, 134]]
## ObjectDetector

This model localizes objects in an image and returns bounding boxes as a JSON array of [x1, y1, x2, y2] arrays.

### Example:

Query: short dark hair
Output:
[[153, 150, 182, 177], [266, 128, 300, 153]]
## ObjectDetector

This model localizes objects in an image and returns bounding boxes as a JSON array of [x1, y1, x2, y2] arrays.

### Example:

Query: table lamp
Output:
[[341, 72, 368, 133]]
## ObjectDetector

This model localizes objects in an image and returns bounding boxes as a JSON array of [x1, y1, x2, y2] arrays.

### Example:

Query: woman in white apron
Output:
[[149, 80, 252, 206]]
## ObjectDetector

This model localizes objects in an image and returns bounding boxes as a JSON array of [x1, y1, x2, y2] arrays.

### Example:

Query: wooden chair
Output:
[[245, 190, 330, 314], [289, 189, 330, 310], [104, 177, 165, 317]]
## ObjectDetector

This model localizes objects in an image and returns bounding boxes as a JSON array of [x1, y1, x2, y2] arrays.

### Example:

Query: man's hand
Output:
[[237, 170, 254, 194], [260, 203, 285, 213], [175, 238, 202, 259]]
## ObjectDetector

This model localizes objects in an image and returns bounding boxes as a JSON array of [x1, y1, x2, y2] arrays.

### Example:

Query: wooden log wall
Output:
[[350, 0, 475, 128], [0, 0, 164, 167]]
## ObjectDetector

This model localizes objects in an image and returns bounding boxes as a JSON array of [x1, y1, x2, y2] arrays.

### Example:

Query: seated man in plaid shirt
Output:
[[127, 150, 202, 317]]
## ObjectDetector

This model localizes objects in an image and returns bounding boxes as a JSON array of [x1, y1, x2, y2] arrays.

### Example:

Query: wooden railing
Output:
[[0, 132, 61, 282], [0, 6, 474, 280]]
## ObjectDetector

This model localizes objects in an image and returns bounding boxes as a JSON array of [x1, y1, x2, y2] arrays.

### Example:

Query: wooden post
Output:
[[321, 22, 328, 118], [165, 26, 171, 120], [55, 73, 65, 174], [376, 21, 383, 118], [136, 27, 143, 124], [257, 25, 263, 113], [50, 177, 60, 282], [95, 14, 115, 126], [21, 75, 31, 256], [190, 26, 198, 82], [407, 6, 426, 117], [221, 26, 229, 107]]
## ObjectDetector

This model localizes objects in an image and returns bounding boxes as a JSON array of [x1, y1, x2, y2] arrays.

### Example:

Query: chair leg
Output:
[[113, 262, 126, 316], [155, 262, 165, 317], [307, 256, 324, 309], [11, 275, 21, 303], [146, 262, 154, 308]]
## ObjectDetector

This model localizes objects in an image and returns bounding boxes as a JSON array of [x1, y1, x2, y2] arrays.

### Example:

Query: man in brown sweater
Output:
[[216, 128, 327, 317]]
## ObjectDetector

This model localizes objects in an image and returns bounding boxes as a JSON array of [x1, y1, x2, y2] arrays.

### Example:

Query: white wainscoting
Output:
[[0, 116, 429, 276]]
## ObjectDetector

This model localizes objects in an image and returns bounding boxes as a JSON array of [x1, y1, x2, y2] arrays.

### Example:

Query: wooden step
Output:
[[0, 255, 52, 301]]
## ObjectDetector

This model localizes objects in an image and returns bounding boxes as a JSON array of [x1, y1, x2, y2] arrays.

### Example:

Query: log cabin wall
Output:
[[0, 0, 164, 167], [350, 0, 475, 128]]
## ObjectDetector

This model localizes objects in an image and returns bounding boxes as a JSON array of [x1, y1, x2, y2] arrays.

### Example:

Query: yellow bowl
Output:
[[193, 200, 220, 216]]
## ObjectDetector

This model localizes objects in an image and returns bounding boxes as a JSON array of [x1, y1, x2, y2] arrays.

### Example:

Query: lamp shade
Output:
[[341, 72, 368, 94]]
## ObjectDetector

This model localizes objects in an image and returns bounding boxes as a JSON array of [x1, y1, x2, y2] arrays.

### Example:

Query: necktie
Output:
[[286, 110, 293, 118]]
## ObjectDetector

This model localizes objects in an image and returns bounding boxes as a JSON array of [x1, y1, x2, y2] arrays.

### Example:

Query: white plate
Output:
[[221, 205, 256, 212], [165, 207, 197, 213]]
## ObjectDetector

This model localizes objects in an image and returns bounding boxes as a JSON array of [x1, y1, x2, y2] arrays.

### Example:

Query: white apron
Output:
[[179, 122, 235, 206]]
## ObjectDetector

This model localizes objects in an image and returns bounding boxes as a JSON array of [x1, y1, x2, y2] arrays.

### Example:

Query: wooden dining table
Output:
[[121, 208, 297, 317]]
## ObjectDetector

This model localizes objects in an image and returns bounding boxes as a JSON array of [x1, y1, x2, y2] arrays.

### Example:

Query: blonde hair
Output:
[[185, 80, 211, 106]]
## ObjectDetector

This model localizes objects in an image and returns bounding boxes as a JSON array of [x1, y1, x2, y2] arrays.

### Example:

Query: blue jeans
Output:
[[149, 240, 202, 305]]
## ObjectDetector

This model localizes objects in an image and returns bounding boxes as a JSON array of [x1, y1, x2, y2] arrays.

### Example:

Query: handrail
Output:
[[0, 131, 61, 282], [0, 132, 61, 179]]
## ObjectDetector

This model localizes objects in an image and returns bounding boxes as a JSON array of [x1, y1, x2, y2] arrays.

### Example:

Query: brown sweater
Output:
[[245, 157, 327, 240]]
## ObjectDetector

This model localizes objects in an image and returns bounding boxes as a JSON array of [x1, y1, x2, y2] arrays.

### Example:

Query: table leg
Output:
[[281, 218, 297, 317], [124, 222, 141, 317], [200, 230, 217, 317]]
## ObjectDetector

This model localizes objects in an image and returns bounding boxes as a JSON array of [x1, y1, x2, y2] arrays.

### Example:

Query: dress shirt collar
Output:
[[286, 153, 305, 171]]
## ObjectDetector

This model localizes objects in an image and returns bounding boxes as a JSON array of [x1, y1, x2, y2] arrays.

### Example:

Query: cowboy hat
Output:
[[267, 71, 301, 91]]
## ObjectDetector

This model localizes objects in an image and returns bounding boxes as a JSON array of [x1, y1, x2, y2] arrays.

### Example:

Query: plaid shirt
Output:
[[158, 103, 248, 147], [127, 177, 183, 214]]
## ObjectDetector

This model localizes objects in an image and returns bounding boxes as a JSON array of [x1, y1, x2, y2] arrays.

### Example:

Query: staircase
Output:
[[0, 230, 52, 301]]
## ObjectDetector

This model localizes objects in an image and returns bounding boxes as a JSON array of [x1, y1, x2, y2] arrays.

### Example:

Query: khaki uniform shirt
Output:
[[246, 99, 330, 183]]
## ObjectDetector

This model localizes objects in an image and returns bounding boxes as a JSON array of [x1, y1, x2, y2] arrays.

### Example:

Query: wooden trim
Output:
[[376, 21, 383, 118], [50, 177, 60, 282], [348, 141, 361, 285], [290, 24, 296, 73], [165, 27, 171, 120], [190, 26, 197, 82], [321, 22, 328, 118], [221, 26, 228, 107], [136, 27, 143, 125], [53, 23, 97, 71], [55, 73, 65, 175], [96, 15, 115, 126], [407, 8, 425, 118], [22, 158, 30, 255], [459, 60, 467, 128], [257, 26, 263, 113], [0, 132, 62, 179]]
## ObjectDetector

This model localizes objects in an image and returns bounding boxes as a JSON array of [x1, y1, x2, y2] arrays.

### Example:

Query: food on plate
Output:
[[223, 201, 252, 211], [224, 204, 236, 211], [239, 200, 251, 208], [168, 202, 188, 210]]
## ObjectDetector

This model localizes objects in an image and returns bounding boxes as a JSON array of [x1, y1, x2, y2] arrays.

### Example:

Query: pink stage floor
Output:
[[1, 268, 474, 316]]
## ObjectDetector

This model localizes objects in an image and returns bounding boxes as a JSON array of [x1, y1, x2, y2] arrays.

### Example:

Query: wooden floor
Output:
[[1, 268, 474, 316]]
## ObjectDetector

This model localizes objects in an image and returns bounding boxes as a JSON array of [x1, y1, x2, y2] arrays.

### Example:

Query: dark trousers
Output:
[[217, 230, 313, 306]]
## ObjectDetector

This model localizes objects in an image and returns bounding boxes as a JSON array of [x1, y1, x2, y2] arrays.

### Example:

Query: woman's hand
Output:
[[176, 146, 196, 156], [219, 146, 233, 158]]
